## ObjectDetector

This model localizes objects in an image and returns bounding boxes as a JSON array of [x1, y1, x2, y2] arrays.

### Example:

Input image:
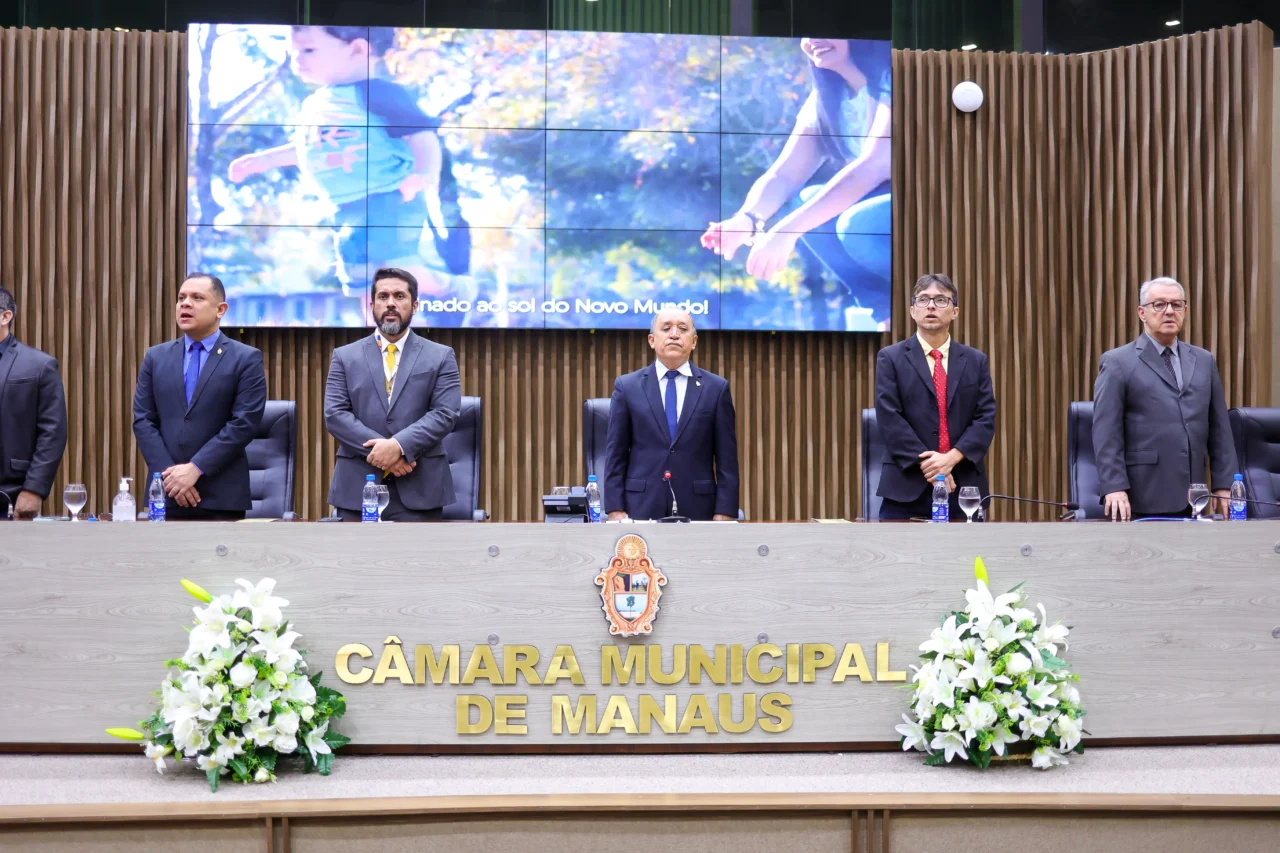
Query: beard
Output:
[[378, 312, 406, 337]]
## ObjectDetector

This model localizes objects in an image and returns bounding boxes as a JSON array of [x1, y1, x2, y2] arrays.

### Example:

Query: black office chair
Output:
[[246, 400, 297, 520], [442, 396, 487, 521], [1228, 407, 1280, 519], [581, 396, 744, 520], [1067, 401, 1105, 519], [861, 408, 883, 521]]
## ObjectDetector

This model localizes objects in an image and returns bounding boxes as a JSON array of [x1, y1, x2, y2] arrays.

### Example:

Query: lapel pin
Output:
[[216, 348, 223, 355], [696, 381, 701, 387]]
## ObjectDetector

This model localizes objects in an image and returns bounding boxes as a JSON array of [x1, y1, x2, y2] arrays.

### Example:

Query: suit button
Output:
[[932, 430, 938, 435], [184, 416, 191, 422]]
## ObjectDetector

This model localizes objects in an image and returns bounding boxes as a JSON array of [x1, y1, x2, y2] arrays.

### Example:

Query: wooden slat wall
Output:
[[0, 24, 1272, 523]]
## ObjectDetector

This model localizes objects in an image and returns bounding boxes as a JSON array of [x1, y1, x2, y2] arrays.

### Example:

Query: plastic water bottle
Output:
[[931, 475, 949, 523], [362, 475, 380, 523], [1229, 474, 1247, 521], [585, 475, 603, 523], [112, 477, 136, 522], [148, 473, 165, 522]]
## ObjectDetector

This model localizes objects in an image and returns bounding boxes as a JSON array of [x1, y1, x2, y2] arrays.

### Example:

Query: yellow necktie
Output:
[[382, 343, 397, 477], [384, 343, 397, 397]]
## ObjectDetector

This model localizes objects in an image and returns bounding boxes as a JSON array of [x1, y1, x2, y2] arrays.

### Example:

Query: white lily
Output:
[[963, 580, 1021, 636], [957, 696, 998, 740], [1011, 606, 1036, 625], [188, 600, 235, 657], [195, 642, 244, 680], [956, 649, 1011, 691], [1033, 604, 1070, 655], [244, 715, 276, 747], [144, 742, 170, 774], [196, 753, 228, 774], [229, 661, 258, 689], [1053, 715, 1083, 752], [997, 689, 1031, 721], [214, 731, 246, 765], [895, 714, 929, 752], [246, 679, 279, 719], [250, 629, 302, 671], [285, 674, 316, 705], [1025, 677, 1060, 709], [1019, 715, 1052, 739], [1031, 745, 1069, 769], [988, 724, 1020, 757], [930, 730, 969, 763], [303, 721, 333, 764], [1055, 681, 1081, 705], [919, 615, 967, 657], [233, 578, 289, 631], [983, 619, 1025, 653]]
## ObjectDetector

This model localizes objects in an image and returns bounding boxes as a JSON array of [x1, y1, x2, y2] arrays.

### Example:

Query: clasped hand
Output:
[[364, 437, 416, 477], [162, 463, 202, 508]]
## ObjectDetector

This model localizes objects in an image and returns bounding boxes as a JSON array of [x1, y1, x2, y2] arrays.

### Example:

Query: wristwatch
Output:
[[740, 211, 766, 246]]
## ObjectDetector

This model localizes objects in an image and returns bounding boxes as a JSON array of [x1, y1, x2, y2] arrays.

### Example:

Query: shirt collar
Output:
[[1143, 331, 1178, 355], [375, 330, 410, 353], [655, 359, 693, 378], [184, 330, 221, 352], [915, 331, 951, 355]]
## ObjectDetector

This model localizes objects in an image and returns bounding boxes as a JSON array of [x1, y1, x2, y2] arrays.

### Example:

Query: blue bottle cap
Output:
[[1234, 473, 1244, 480], [587, 475, 597, 481], [366, 474, 376, 481], [936, 475, 946, 481]]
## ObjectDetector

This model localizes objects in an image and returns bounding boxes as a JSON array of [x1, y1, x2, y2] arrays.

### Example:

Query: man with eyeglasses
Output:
[[1092, 276, 1236, 521], [873, 274, 996, 520]]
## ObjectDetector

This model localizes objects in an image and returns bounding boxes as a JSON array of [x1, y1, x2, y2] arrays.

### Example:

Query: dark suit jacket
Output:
[[874, 337, 997, 504], [603, 363, 739, 521], [324, 331, 461, 512], [1092, 334, 1236, 515], [0, 338, 68, 503], [132, 332, 267, 512]]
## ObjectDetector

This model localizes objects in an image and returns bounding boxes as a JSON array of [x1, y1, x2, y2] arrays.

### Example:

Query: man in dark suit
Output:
[[0, 286, 67, 519], [324, 267, 461, 521], [604, 307, 739, 521], [132, 274, 267, 520], [874, 274, 997, 520], [1092, 276, 1236, 521]]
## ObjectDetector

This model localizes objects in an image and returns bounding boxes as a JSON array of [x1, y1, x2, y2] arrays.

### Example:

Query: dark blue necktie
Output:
[[185, 341, 204, 406], [664, 369, 680, 441]]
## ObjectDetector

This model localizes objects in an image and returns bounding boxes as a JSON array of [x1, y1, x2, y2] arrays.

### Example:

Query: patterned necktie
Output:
[[384, 343, 398, 398], [664, 369, 680, 441], [184, 341, 204, 407], [1160, 347, 1179, 389], [930, 349, 951, 453]]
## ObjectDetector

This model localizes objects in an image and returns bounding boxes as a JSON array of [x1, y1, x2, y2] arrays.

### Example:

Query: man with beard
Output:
[[873, 273, 996, 520], [324, 267, 461, 520], [133, 273, 266, 520], [603, 307, 739, 521]]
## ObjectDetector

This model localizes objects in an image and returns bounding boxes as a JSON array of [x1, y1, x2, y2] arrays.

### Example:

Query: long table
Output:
[[1, 521, 1278, 749]]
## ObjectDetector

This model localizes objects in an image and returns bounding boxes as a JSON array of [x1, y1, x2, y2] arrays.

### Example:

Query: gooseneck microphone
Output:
[[659, 470, 690, 523], [978, 494, 1081, 521]]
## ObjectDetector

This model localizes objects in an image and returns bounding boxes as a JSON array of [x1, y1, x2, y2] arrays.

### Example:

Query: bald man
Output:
[[603, 309, 740, 521]]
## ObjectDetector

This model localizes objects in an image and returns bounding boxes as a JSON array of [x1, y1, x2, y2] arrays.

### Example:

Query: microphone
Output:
[[659, 470, 690, 524], [977, 494, 1081, 521]]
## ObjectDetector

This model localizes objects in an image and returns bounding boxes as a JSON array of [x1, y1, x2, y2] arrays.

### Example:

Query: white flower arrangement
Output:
[[896, 557, 1086, 770], [107, 578, 350, 791]]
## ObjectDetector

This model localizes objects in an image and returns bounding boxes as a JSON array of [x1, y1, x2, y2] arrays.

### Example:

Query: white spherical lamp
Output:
[[951, 81, 984, 113]]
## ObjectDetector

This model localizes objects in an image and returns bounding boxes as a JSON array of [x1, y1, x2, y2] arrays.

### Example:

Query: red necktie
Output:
[[930, 349, 951, 453]]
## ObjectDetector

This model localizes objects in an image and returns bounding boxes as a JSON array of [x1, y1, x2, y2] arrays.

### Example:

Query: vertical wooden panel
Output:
[[0, 24, 1271, 522]]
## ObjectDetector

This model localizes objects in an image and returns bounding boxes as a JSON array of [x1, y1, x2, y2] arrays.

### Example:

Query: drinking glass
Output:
[[375, 485, 390, 521], [958, 487, 981, 522], [1187, 483, 1211, 520], [64, 483, 87, 521]]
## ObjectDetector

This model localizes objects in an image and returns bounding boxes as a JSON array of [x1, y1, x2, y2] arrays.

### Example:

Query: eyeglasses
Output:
[[1141, 300, 1187, 313], [913, 296, 954, 308]]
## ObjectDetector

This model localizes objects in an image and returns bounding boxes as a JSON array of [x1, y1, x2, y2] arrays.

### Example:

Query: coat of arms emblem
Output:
[[594, 534, 667, 637]]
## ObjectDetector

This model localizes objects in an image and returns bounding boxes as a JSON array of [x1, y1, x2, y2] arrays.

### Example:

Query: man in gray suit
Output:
[[1092, 276, 1237, 521], [324, 267, 461, 521], [0, 286, 67, 519]]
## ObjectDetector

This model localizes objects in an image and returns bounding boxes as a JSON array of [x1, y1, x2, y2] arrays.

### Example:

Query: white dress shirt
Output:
[[655, 359, 694, 421], [375, 331, 405, 398]]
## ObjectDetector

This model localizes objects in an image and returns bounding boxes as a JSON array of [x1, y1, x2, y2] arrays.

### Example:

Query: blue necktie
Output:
[[185, 341, 204, 406], [664, 369, 680, 442]]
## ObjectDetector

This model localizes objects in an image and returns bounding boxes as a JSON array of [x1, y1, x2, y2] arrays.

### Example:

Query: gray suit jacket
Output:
[[324, 331, 461, 512], [0, 338, 68, 503], [1092, 334, 1237, 515]]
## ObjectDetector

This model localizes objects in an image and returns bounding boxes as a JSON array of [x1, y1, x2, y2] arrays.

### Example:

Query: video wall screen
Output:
[[187, 26, 892, 331]]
